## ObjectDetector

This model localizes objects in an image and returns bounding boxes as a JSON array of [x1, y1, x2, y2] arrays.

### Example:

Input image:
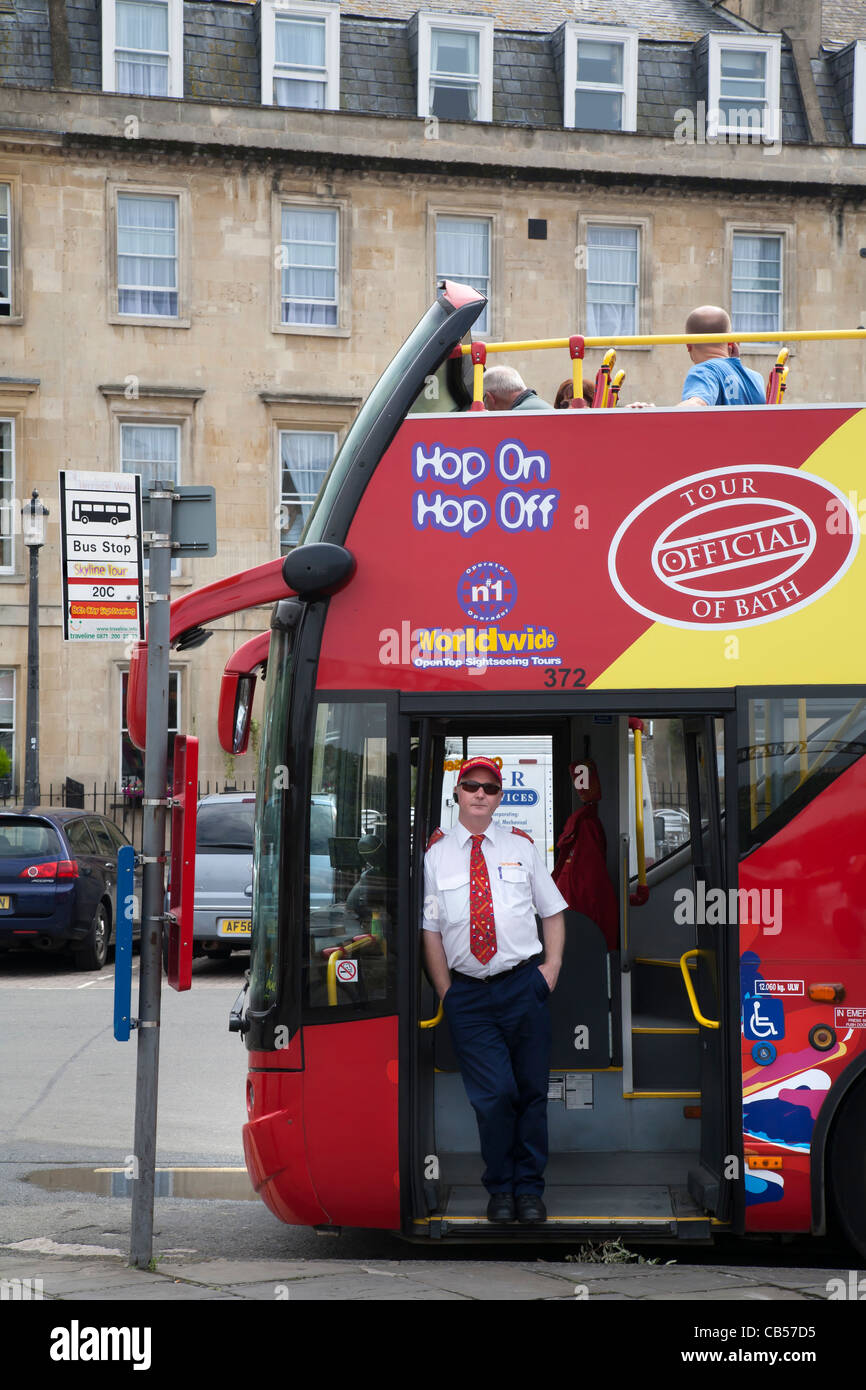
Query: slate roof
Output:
[[823, 2, 866, 48], [222, 0, 866, 48], [339, 0, 746, 40], [1, 0, 863, 146]]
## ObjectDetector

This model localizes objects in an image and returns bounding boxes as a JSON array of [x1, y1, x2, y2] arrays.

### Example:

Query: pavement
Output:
[[1, 1248, 859, 1301], [8, 1248, 864, 1377]]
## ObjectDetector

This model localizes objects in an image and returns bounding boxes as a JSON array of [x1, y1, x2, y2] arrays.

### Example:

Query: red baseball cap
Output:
[[457, 757, 502, 786]]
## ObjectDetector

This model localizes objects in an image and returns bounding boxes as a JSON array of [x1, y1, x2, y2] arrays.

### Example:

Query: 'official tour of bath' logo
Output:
[[608, 465, 859, 630]]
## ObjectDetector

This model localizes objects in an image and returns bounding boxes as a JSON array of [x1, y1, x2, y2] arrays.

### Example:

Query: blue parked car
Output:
[[0, 808, 140, 970]]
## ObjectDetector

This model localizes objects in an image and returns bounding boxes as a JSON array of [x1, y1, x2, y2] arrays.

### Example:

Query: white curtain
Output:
[[276, 16, 325, 67], [0, 184, 9, 303], [281, 432, 335, 547], [116, 0, 169, 97], [436, 217, 489, 331], [732, 235, 781, 331], [274, 16, 326, 108], [121, 425, 180, 576], [719, 49, 766, 127], [121, 423, 179, 491], [281, 207, 337, 325], [586, 225, 637, 336], [274, 76, 325, 109], [118, 194, 177, 316], [430, 29, 479, 120], [431, 29, 478, 78], [577, 39, 622, 86], [0, 668, 13, 777], [0, 420, 11, 570]]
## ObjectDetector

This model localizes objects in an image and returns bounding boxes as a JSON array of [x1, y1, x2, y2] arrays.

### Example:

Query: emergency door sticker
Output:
[[335, 959, 359, 984], [755, 980, 804, 996], [835, 1006, 866, 1030], [609, 465, 859, 630]]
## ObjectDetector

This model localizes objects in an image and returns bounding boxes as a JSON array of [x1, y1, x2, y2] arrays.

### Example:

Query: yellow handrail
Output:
[[461, 329, 866, 354], [419, 1000, 444, 1030], [629, 719, 648, 906], [325, 934, 377, 1006], [570, 335, 584, 407], [798, 698, 808, 785], [679, 949, 720, 1030]]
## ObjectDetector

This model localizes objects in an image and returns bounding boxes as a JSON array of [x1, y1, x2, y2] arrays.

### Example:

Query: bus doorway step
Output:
[[425, 1185, 717, 1241]]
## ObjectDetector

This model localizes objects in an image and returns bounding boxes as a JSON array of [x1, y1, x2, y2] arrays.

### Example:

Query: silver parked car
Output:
[[193, 793, 255, 957]]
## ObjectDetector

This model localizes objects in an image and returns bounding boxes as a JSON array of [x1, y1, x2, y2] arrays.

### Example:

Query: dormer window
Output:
[[854, 40, 866, 144], [564, 26, 638, 132], [261, 1, 340, 110], [707, 34, 781, 144], [417, 14, 493, 123], [102, 0, 183, 98]]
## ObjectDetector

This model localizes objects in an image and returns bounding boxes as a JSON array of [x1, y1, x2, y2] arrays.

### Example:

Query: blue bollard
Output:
[[114, 845, 136, 1042]]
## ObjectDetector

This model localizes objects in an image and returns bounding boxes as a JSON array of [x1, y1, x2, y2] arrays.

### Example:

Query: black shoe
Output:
[[486, 1193, 516, 1223], [516, 1194, 547, 1224]]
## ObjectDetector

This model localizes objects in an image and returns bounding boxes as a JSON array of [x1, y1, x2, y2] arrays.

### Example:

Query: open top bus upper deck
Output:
[[128, 280, 866, 737]]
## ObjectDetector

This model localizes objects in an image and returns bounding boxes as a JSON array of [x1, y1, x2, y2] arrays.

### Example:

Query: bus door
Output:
[[409, 715, 448, 1220], [683, 715, 731, 1218]]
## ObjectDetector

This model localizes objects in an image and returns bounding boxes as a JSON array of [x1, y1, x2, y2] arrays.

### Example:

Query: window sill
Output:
[[739, 345, 788, 357], [108, 313, 191, 329], [0, 315, 24, 327], [272, 322, 351, 338], [590, 342, 652, 352]]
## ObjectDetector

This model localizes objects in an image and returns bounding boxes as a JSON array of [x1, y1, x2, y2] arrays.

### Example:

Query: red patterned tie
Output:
[[470, 834, 497, 965]]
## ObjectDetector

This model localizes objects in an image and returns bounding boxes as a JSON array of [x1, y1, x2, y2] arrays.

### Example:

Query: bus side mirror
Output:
[[218, 672, 256, 755]]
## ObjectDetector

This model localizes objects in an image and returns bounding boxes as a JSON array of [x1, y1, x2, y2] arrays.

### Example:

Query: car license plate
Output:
[[0, 896, 9, 911], [218, 919, 250, 935]]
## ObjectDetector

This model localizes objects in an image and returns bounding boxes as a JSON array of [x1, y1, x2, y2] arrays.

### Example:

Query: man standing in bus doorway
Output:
[[423, 757, 567, 1224]]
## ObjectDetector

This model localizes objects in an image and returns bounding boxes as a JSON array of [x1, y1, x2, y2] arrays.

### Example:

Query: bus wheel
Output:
[[829, 1077, 866, 1260], [74, 902, 110, 971]]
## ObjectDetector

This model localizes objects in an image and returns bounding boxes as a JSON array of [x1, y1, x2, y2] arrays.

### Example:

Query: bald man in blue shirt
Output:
[[627, 306, 765, 409]]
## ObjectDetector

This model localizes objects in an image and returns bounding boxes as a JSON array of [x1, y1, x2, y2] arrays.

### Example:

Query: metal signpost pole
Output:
[[130, 482, 173, 1269], [22, 490, 48, 805], [23, 538, 41, 804]]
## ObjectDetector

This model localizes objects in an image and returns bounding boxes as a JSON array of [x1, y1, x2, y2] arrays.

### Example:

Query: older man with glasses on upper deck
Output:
[[422, 757, 567, 1225]]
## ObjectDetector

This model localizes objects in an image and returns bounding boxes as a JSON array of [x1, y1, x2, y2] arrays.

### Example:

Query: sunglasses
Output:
[[458, 780, 501, 795]]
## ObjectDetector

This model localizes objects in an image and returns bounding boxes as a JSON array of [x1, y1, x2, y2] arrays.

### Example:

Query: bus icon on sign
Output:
[[72, 499, 132, 526]]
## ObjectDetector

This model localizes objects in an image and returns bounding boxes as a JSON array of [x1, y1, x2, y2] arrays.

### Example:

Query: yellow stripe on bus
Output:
[[590, 409, 866, 690]]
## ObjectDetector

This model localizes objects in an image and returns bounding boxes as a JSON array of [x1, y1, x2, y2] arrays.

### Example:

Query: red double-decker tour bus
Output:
[[131, 283, 866, 1250]]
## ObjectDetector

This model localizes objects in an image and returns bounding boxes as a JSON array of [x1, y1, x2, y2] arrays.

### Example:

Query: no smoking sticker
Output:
[[335, 959, 359, 983]]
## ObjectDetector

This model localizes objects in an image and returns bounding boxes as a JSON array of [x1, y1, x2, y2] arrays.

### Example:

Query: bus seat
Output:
[[765, 348, 789, 405], [607, 369, 626, 407], [592, 349, 617, 408]]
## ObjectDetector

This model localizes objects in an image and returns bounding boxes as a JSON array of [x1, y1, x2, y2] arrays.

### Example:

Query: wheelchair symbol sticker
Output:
[[336, 959, 358, 984], [743, 995, 785, 1041]]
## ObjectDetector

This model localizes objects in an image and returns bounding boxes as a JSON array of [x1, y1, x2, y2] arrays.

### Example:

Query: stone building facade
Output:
[[1, 0, 865, 796]]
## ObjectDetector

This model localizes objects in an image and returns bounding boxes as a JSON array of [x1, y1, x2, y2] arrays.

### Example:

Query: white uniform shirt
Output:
[[423, 820, 568, 979]]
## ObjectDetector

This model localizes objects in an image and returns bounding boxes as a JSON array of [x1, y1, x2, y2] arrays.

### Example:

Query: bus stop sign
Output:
[[166, 735, 198, 991]]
